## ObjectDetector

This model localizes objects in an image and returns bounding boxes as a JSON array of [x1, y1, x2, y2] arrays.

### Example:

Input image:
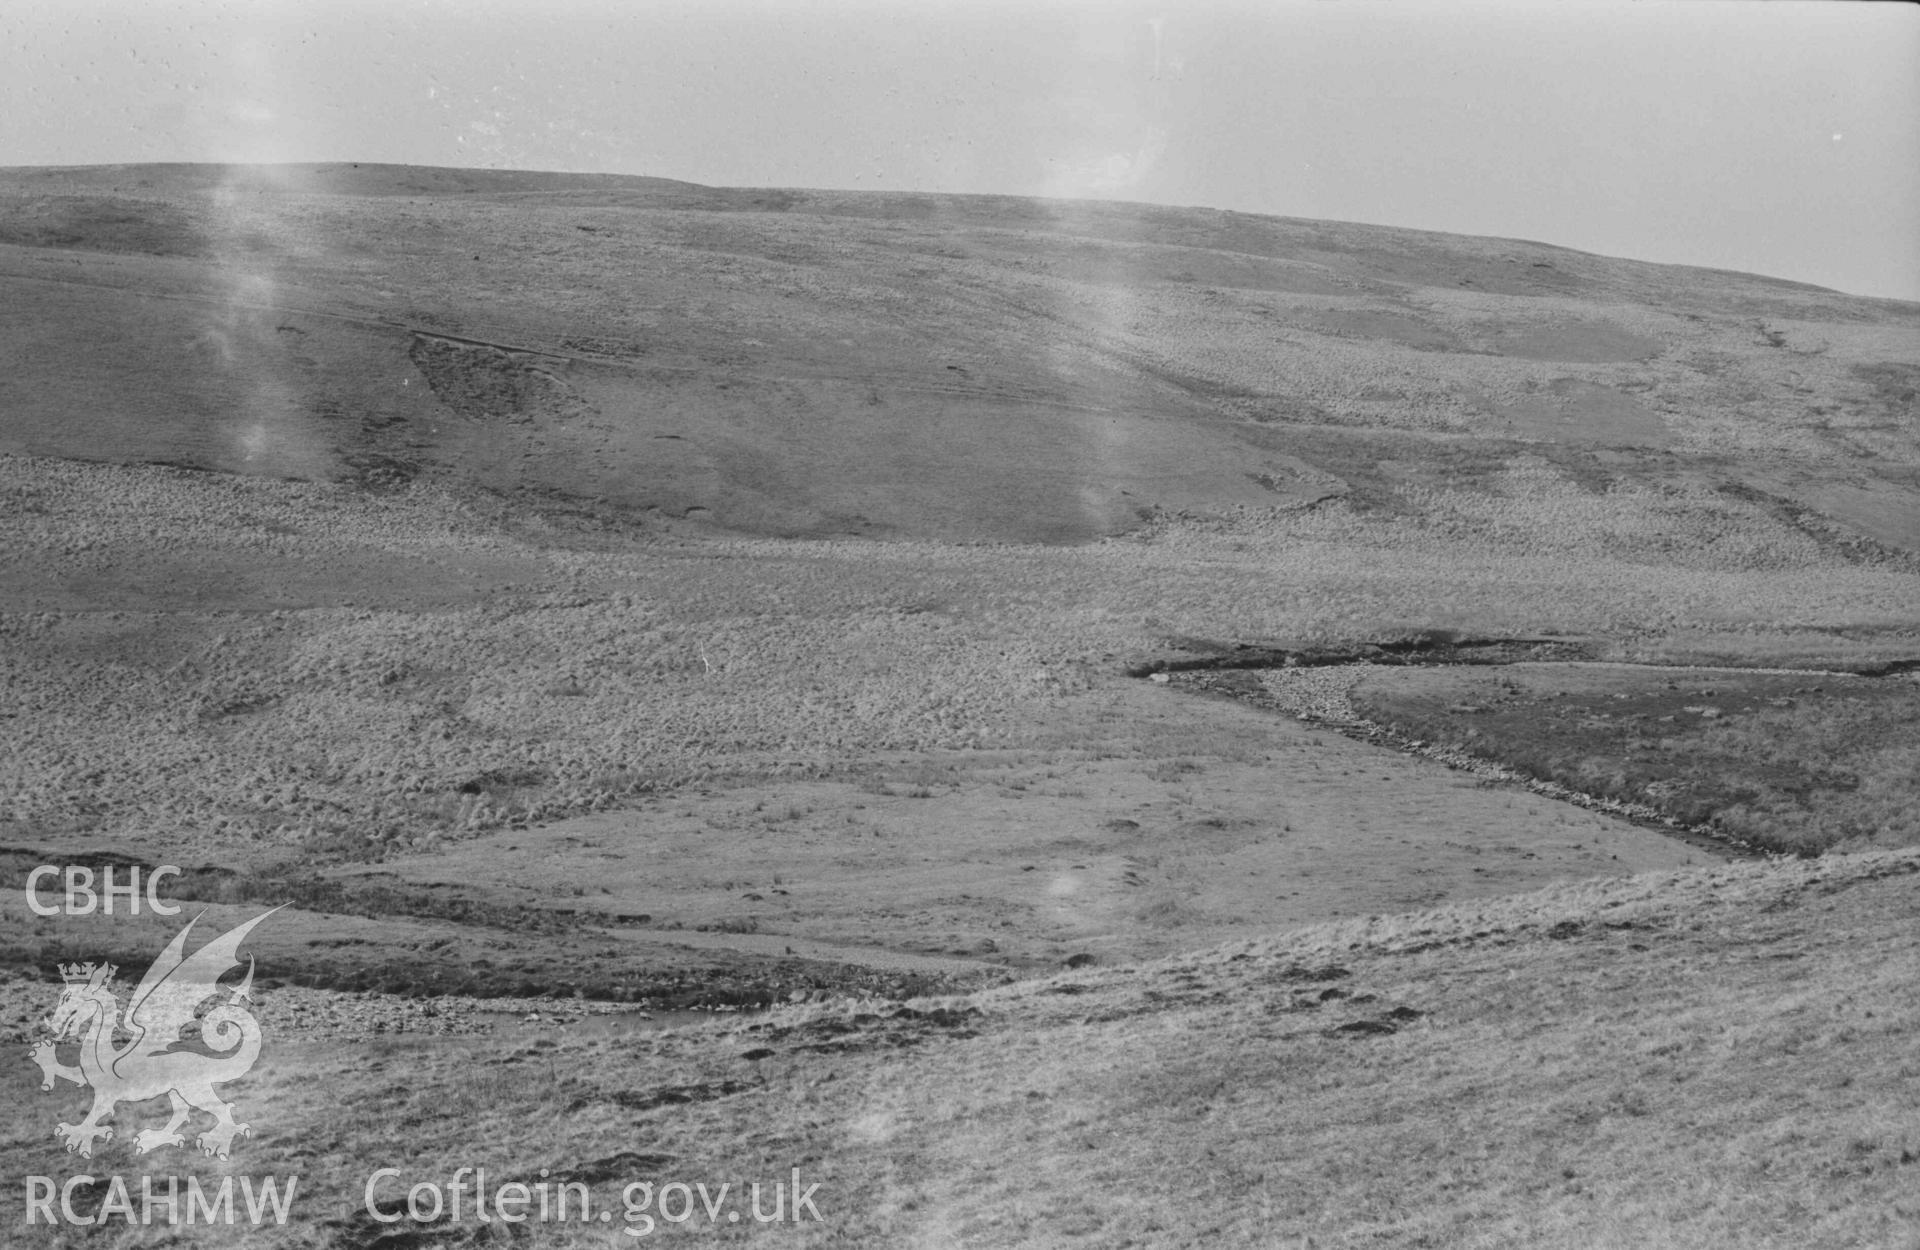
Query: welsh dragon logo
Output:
[[28, 907, 280, 1160]]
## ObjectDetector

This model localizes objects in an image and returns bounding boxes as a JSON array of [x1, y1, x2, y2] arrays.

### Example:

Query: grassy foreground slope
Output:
[[4, 848, 1914, 1248]]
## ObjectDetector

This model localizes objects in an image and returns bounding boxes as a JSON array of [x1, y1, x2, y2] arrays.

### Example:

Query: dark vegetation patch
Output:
[[1330, 1018, 1400, 1037], [1851, 361, 1920, 411], [1349, 668, 1920, 855], [1718, 478, 1920, 569], [1269, 964, 1353, 983], [0, 849, 575, 935], [1232, 425, 1530, 515], [11, 917, 974, 1006], [563, 1151, 677, 1183], [1231, 394, 1336, 425], [340, 450, 423, 491], [1491, 379, 1671, 447], [739, 1003, 985, 1056], [1306, 309, 1465, 351], [1129, 631, 1593, 678], [0, 195, 209, 256], [1489, 320, 1665, 364], [322, 1209, 466, 1249], [0, 848, 987, 1005], [604, 1080, 753, 1112], [407, 334, 593, 424]]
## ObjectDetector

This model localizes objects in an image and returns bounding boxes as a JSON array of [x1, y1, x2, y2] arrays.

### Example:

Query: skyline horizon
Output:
[[3, 154, 1897, 305], [4, 1, 1916, 302]]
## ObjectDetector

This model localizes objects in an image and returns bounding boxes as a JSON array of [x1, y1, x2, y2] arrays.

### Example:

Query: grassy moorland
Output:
[[3, 453, 1914, 864], [1, 164, 1917, 1246]]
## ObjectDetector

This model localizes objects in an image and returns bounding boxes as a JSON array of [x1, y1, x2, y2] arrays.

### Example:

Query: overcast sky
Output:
[[3, 0, 1916, 300]]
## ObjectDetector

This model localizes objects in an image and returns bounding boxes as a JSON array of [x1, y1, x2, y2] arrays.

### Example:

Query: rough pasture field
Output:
[[1, 164, 1917, 1246]]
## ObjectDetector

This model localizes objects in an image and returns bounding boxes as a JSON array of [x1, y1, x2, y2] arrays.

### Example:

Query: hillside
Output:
[[2, 162, 1915, 546], [2, 164, 1917, 1247]]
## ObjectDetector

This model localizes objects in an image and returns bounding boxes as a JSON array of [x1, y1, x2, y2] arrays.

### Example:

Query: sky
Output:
[[3, 0, 1917, 301]]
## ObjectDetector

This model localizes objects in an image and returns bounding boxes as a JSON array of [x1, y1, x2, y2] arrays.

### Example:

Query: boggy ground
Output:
[[1348, 662, 1920, 854], [1148, 644, 1920, 857]]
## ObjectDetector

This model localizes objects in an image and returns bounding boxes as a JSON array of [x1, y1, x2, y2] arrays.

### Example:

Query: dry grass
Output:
[[7, 850, 1914, 1247]]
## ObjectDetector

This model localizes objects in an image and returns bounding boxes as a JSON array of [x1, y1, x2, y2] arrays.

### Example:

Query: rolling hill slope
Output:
[[2, 162, 1914, 547], [3, 165, 1918, 1249]]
